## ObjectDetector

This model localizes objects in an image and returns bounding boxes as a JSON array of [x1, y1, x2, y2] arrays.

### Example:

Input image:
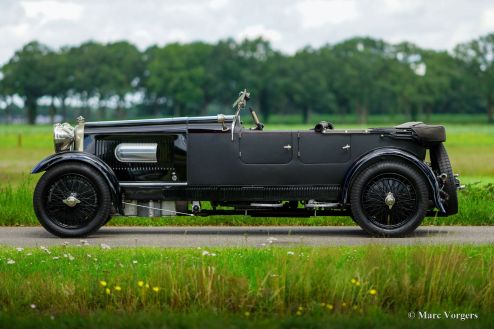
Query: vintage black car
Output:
[[32, 90, 461, 237]]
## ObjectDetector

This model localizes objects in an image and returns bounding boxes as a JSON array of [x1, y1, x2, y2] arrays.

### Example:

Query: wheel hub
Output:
[[62, 194, 81, 207], [384, 192, 396, 210]]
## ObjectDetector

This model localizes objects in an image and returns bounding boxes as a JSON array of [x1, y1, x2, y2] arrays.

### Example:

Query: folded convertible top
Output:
[[395, 122, 446, 143]]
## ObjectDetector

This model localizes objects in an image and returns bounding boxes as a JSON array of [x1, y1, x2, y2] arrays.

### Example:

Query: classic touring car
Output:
[[32, 90, 461, 237]]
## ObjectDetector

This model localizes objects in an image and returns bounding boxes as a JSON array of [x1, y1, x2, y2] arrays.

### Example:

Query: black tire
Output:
[[104, 215, 112, 224], [33, 162, 112, 237], [430, 143, 458, 215], [350, 160, 429, 237]]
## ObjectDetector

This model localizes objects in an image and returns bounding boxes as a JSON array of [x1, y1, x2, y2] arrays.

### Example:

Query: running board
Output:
[[250, 203, 284, 208], [305, 201, 340, 209]]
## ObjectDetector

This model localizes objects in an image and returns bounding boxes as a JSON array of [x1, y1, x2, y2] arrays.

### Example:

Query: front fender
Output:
[[342, 148, 445, 214], [32, 151, 122, 214]]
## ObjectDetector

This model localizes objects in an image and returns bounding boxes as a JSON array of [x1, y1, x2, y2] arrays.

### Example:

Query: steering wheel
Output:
[[249, 107, 264, 131]]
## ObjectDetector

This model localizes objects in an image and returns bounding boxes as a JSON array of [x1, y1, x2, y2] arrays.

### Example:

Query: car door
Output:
[[239, 131, 293, 164], [297, 131, 351, 164]]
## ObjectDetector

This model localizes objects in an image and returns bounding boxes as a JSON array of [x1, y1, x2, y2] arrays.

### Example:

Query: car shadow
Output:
[[89, 226, 451, 238], [27, 226, 452, 240]]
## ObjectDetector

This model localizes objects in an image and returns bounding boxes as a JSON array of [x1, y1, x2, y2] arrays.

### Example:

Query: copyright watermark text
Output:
[[408, 311, 478, 321]]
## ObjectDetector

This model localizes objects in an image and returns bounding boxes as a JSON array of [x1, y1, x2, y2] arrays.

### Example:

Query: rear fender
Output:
[[342, 148, 445, 214], [31, 151, 122, 213]]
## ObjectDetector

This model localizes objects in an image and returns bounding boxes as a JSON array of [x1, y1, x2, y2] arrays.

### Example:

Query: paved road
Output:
[[0, 226, 492, 248]]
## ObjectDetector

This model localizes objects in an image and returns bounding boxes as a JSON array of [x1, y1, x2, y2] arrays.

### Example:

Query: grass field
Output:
[[0, 121, 492, 328], [0, 123, 493, 226], [0, 245, 492, 328], [1, 178, 493, 226]]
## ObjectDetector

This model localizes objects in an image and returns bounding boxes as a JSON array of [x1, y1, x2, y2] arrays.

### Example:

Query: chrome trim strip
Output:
[[120, 182, 188, 187], [86, 115, 235, 127]]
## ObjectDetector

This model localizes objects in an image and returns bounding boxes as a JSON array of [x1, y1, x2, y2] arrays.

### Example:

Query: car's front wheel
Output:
[[350, 160, 429, 237], [33, 162, 112, 237]]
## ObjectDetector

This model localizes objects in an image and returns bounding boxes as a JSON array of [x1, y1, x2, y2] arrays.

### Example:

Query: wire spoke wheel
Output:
[[361, 173, 418, 229], [44, 174, 99, 229], [34, 162, 112, 237], [350, 160, 428, 236]]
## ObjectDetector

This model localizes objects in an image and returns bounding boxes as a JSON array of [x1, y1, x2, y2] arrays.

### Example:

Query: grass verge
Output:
[[2, 311, 492, 329], [0, 245, 492, 328], [0, 180, 493, 226]]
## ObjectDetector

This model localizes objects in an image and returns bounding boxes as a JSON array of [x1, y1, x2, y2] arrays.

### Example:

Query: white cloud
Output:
[[483, 7, 494, 29], [237, 25, 282, 42], [294, 0, 359, 28], [209, 0, 229, 10], [21, 0, 83, 22], [381, 0, 424, 14], [0, 0, 493, 66]]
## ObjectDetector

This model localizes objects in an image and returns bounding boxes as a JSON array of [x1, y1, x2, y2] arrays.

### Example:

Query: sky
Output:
[[1, 0, 494, 65]]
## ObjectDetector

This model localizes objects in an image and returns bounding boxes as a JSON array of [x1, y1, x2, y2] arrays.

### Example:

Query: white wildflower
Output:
[[52, 256, 60, 260], [100, 243, 111, 250], [39, 246, 51, 254], [287, 251, 295, 256], [26, 252, 32, 256], [68, 255, 75, 261], [30, 304, 36, 309], [7, 259, 15, 265], [202, 250, 210, 256], [132, 260, 138, 264], [16, 247, 24, 252], [86, 254, 92, 258]]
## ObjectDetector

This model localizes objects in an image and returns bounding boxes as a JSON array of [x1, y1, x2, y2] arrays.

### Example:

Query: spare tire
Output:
[[430, 143, 458, 215]]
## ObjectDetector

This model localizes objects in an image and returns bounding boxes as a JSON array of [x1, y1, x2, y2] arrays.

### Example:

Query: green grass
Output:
[[0, 178, 493, 226], [1, 123, 493, 184], [2, 311, 492, 329], [0, 245, 492, 328], [265, 113, 492, 125], [0, 122, 492, 226]]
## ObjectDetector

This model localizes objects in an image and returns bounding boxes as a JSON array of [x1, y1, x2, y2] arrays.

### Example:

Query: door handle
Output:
[[342, 144, 351, 150], [283, 145, 292, 150]]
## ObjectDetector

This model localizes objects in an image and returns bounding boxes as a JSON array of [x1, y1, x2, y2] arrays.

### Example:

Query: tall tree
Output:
[[2, 41, 50, 124], [144, 42, 213, 117], [331, 37, 394, 124], [287, 47, 335, 123], [102, 41, 143, 119], [43, 48, 74, 122], [455, 33, 494, 123], [68, 41, 106, 119]]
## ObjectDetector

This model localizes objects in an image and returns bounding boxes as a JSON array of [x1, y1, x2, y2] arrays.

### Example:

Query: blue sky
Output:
[[1, 0, 493, 65]]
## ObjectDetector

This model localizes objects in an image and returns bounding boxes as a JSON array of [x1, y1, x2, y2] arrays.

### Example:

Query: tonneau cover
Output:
[[395, 122, 446, 143]]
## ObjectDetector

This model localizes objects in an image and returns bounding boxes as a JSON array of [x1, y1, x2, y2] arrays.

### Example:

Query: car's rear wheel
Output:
[[430, 143, 458, 215], [350, 160, 429, 237], [33, 162, 111, 237]]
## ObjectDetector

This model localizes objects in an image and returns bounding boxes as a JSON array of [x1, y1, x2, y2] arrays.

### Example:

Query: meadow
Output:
[[0, 122, 493, 226], [1, 245, 493, 328], [0, 121, 493, 328]]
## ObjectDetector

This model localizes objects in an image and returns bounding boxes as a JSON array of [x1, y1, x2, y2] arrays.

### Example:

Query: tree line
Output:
[[1, 34, 493, 125]]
